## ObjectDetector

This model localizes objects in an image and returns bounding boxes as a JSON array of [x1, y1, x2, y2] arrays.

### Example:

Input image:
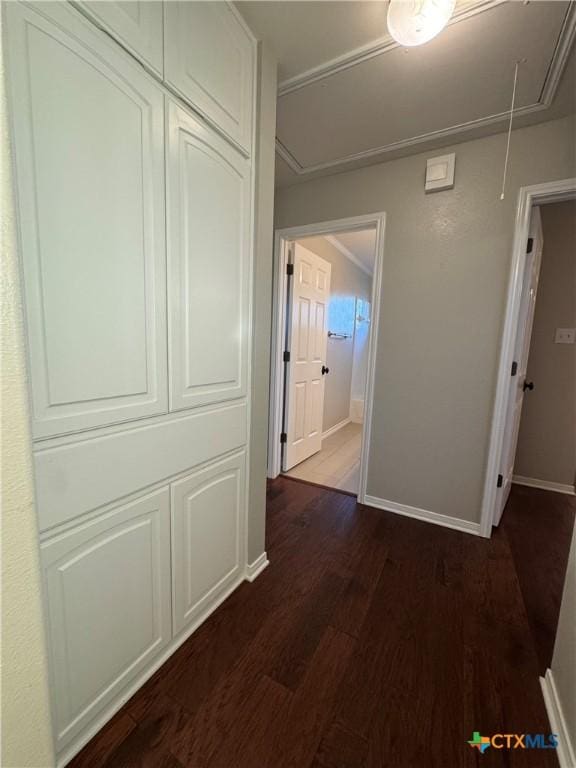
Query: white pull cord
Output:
[[500, 61, 521, 201]]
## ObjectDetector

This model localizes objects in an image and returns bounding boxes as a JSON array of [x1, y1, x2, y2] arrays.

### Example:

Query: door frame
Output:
[[268, 212, 386, 504], [479, 178, 576, 538]]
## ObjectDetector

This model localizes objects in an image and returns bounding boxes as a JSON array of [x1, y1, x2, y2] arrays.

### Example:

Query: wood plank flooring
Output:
[[69, 478, 572, 768], [501, 483, 575, 675]]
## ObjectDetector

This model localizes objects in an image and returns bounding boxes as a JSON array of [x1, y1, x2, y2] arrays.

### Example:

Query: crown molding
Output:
[[278, 0, 507, 97], [324, 235, 374, 276], [276, 2, 576, 179]]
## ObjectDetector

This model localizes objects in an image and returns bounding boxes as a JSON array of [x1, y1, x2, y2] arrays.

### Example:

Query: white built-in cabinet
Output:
[[164, 1, 254, 152], [41, 489, 171, 751], [6, 1, 168, 439], [4, 0, 256, 764], [171, 451, 245, 635], [74, 1, 164, 75], [167, 100, 251, 410]]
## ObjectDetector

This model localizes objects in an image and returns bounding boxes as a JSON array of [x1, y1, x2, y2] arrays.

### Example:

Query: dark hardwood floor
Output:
[[69, 477, 573, 768], [501, 483, 575, 675]]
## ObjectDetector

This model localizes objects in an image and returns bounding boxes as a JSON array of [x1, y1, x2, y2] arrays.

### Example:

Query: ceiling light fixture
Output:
[[387, 0, 456, 47]]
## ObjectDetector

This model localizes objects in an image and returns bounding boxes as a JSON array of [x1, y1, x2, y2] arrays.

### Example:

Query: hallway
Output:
[[69, 478, 568, 768]]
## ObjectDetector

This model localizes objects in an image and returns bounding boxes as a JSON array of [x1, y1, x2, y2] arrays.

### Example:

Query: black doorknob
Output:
[[322, 365, 329, 375], [523, 380, 534, 392]]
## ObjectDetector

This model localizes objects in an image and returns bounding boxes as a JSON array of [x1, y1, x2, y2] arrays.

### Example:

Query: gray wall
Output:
[[275, 115, 576, 524], [298, 236, 372, 433], [247, 41, 277, 564], [515, 201, 576, 488], [551, 522, 576, 753]]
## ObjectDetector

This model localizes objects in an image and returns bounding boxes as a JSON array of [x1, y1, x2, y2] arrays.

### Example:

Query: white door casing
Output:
[[495, 206, 544, 525], [41, 488, 171, 751], [167, 99, 250, 413], [283, 243, 331, 471], [5, 1, 168, 438], [171, 451, 245, 636], [74, 1, 164, 75], [164, 1, 254, 153]]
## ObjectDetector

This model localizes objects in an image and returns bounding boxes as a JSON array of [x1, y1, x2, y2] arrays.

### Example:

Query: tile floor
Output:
[[284, 422, 362, 494]]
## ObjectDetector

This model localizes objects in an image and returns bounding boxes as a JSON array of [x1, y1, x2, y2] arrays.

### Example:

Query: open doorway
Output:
[[481, 178, 576, 677], [486, 185, 576, 529], [283, 231, 374, 493], [511, 200, 576, 499], [268, 213, 385, 500], [481, 179, 576, 534]]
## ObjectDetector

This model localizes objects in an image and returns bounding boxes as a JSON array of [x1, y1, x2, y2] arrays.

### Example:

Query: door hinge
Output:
[[497, 474, 503, 488], [283, 350, 290, 363], [511, 360, 518, 377], [526, 237, 534, 254], [286, 263, 294, 276], [280, 432, 287, 444]]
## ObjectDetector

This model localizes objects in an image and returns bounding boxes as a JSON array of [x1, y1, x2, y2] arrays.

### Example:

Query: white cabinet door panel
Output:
[[167, 100, 251, 412], [35, 401, 248, 532], [75, 1, 163, 75], [164, 1, 254, 153], [171, 451, 245, 635], [5, 2, 167, 438], [41, 488, 171, 751]]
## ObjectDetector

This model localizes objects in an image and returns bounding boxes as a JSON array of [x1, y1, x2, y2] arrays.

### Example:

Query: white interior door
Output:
[[283, 243, 331, 471], [494, 206, 544, 525]]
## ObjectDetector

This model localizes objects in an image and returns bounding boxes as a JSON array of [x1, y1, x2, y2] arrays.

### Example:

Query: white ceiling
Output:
[[239, 1, 390, 83], [237, 1, 576, 187], [326, 229, 377, 275]]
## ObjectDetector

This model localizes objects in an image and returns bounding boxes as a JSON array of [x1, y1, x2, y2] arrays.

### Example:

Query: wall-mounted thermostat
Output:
[[425, 153, 455, 192]]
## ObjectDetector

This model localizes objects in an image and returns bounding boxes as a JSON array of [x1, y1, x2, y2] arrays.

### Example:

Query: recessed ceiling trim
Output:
[[277, 101, 548, 176], [276, 3, 576, 179], [278, 0, 507, 97], [539, 0, 576, 104], [324, 235, 374, 276], [276, 138, 304, 172]]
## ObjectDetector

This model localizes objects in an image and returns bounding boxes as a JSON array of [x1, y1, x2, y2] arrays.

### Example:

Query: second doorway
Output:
[[281, 228, 376, 495]]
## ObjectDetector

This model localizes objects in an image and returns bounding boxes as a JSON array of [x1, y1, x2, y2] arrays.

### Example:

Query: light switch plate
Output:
[[555, 328, 576, 344], [425, 153, 455, 192]]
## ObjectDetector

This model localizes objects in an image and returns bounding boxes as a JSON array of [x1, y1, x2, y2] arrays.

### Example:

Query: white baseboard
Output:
[[363, 495, 481, 536], [245, 552, 269, 582], [513, 475, 575, 496], [322, 417, 350, 440], [541, 669, 576, 768]]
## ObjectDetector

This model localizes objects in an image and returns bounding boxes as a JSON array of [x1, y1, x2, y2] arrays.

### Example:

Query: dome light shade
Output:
[[387, 0, 456, 47]]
